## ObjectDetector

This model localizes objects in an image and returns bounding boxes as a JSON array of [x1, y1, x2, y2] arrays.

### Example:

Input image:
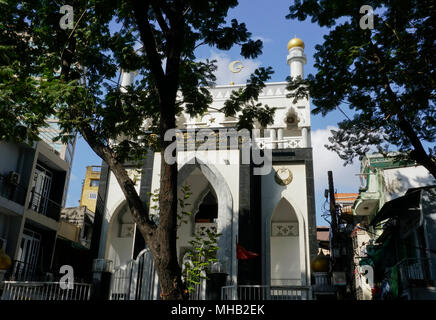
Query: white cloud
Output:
[[311, 126, 361, 195], [205, 51, 261, 86], [253, 36, 273, 44]]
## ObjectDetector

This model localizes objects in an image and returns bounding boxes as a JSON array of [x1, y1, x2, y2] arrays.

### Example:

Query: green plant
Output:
[[178, 185, 221, 294], [149, 184, 221, 295], [183, 230, 221, 294]]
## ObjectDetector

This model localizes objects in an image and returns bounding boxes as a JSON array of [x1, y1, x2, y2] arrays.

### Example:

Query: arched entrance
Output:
[[106, 202, 136, 267], [270, 198, 301, 286], [177, 156, 235, 282]]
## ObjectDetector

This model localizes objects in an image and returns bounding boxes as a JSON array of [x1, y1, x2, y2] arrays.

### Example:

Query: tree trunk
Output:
[[80, 128, 187, 300], [152, 156, 186, 300], [80, 1, 188, 300], [152, 80, 187, 299]]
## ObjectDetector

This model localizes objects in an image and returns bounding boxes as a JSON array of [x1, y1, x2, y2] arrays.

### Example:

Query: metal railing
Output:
[[397, 258, 433, 290], [1, 281, 92, 300], [0, 174, 27, 206], [221, 285, 312, 300], [110, 262, 133, 300], [109, 249, 160, 300], [7, 260, 39, 282], [28, 189, 61, 221], [254, 137, 304, 149], [185, 277, 208, 301], [5, 260, 68, 283], [5, 260, 56, 282], [312, 272, 336, 293]]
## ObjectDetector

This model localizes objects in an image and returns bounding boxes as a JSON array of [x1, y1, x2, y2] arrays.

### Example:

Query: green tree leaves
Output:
[[287, 0, 436, 176]]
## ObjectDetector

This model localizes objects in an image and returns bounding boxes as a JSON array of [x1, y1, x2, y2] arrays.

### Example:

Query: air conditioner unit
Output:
[[7, 171, 20, 185]]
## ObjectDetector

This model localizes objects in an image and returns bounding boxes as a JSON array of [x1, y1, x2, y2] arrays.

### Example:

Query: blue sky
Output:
[[65, 0, 363, 226]]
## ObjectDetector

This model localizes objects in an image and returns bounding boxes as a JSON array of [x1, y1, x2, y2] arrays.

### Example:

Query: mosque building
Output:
[[96, 37, 318, 300]]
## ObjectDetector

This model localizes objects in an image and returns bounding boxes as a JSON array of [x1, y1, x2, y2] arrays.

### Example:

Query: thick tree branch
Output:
[[367, 40, 436, 178], [60, 37, 76, 81], [79, 123, 156, 231], [151, 1, 170, 36], [58, 16, 157, 238], [132, 0, 166, 91]]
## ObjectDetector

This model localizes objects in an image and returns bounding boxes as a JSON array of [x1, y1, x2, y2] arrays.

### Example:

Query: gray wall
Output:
[[0, 141, 35, 188]]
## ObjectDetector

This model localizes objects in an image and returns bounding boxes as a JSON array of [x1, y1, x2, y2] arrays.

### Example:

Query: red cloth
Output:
[[236, 242, 259, 260]]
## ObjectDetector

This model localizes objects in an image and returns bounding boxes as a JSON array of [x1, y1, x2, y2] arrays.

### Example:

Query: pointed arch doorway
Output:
[[270, 198, 301, 286]]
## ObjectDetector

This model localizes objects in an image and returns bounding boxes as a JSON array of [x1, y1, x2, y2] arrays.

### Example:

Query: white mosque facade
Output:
[[96, 37, 317, 299]]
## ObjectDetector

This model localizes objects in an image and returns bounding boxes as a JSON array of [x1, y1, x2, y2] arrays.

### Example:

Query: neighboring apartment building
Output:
[[369, 186, 436, 300], [335, 193, 358, 218], [79, 166, 101, 213], [51, 166, 101, 280], [353, 153, 435, 223], [53, 206, 95, 281], [0, 140, 69, 281], [37, 117, 76, 207], [350, 153, 436, 300], [325, 193, 359, 299]]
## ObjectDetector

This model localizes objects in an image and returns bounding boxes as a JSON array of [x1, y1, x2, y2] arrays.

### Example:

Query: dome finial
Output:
[[287, 36, 305, 50]]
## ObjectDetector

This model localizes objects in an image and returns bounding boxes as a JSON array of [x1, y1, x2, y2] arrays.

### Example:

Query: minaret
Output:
[[120, 70, 137, 93], [286, 37, 311, 148], [286, 37, 306, 78]]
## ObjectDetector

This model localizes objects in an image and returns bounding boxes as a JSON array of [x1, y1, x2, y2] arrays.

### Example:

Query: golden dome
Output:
[[0, 248, 12, 270], [287, 37, 305, 50], [311, 251, 330, 273]]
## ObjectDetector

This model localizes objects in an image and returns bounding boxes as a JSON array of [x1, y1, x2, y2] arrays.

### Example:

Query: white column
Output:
[[301, 127, 309, 148], [120, 70, 137, 93], [307, 128, 311, 148], [277, 128, 284, 149], [290, 59, 304, 78], [287, 47, 306, 79], [270, 128, 277, 149]]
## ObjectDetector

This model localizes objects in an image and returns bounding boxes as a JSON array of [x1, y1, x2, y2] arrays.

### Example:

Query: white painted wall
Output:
[[177, 168, 209, 258], [178, 82, 310, 131], [262, 163, 310, 286], [383, 166, 436, 201], [270, 197, 300, 286], [109, 237, 135, 267], [150, 150, 240, 284], [271, 236, 301, 285], [99, 169, 141, 264], [106, 205, 136, 266]]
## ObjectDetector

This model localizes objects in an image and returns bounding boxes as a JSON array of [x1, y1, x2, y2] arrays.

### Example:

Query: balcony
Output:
[[221, 285, 312, 300], [28, 189, 61, 221], [254, 136, 304, 150], [5, 260, 49, 282], [353, 192, 380, 216], [397, 258, 434, 291], [0, 174, 27, 206]]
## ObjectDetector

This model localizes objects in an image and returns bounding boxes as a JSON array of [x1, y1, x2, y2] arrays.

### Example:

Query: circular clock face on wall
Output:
[[274, 168, 293, 186]]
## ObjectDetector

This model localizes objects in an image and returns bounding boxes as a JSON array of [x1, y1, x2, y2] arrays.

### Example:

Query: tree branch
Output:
[[78, 121, 157, 232], [367, 40, 436, 177], [132, 0, 166, 92], [151, 1, 170, 36]]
